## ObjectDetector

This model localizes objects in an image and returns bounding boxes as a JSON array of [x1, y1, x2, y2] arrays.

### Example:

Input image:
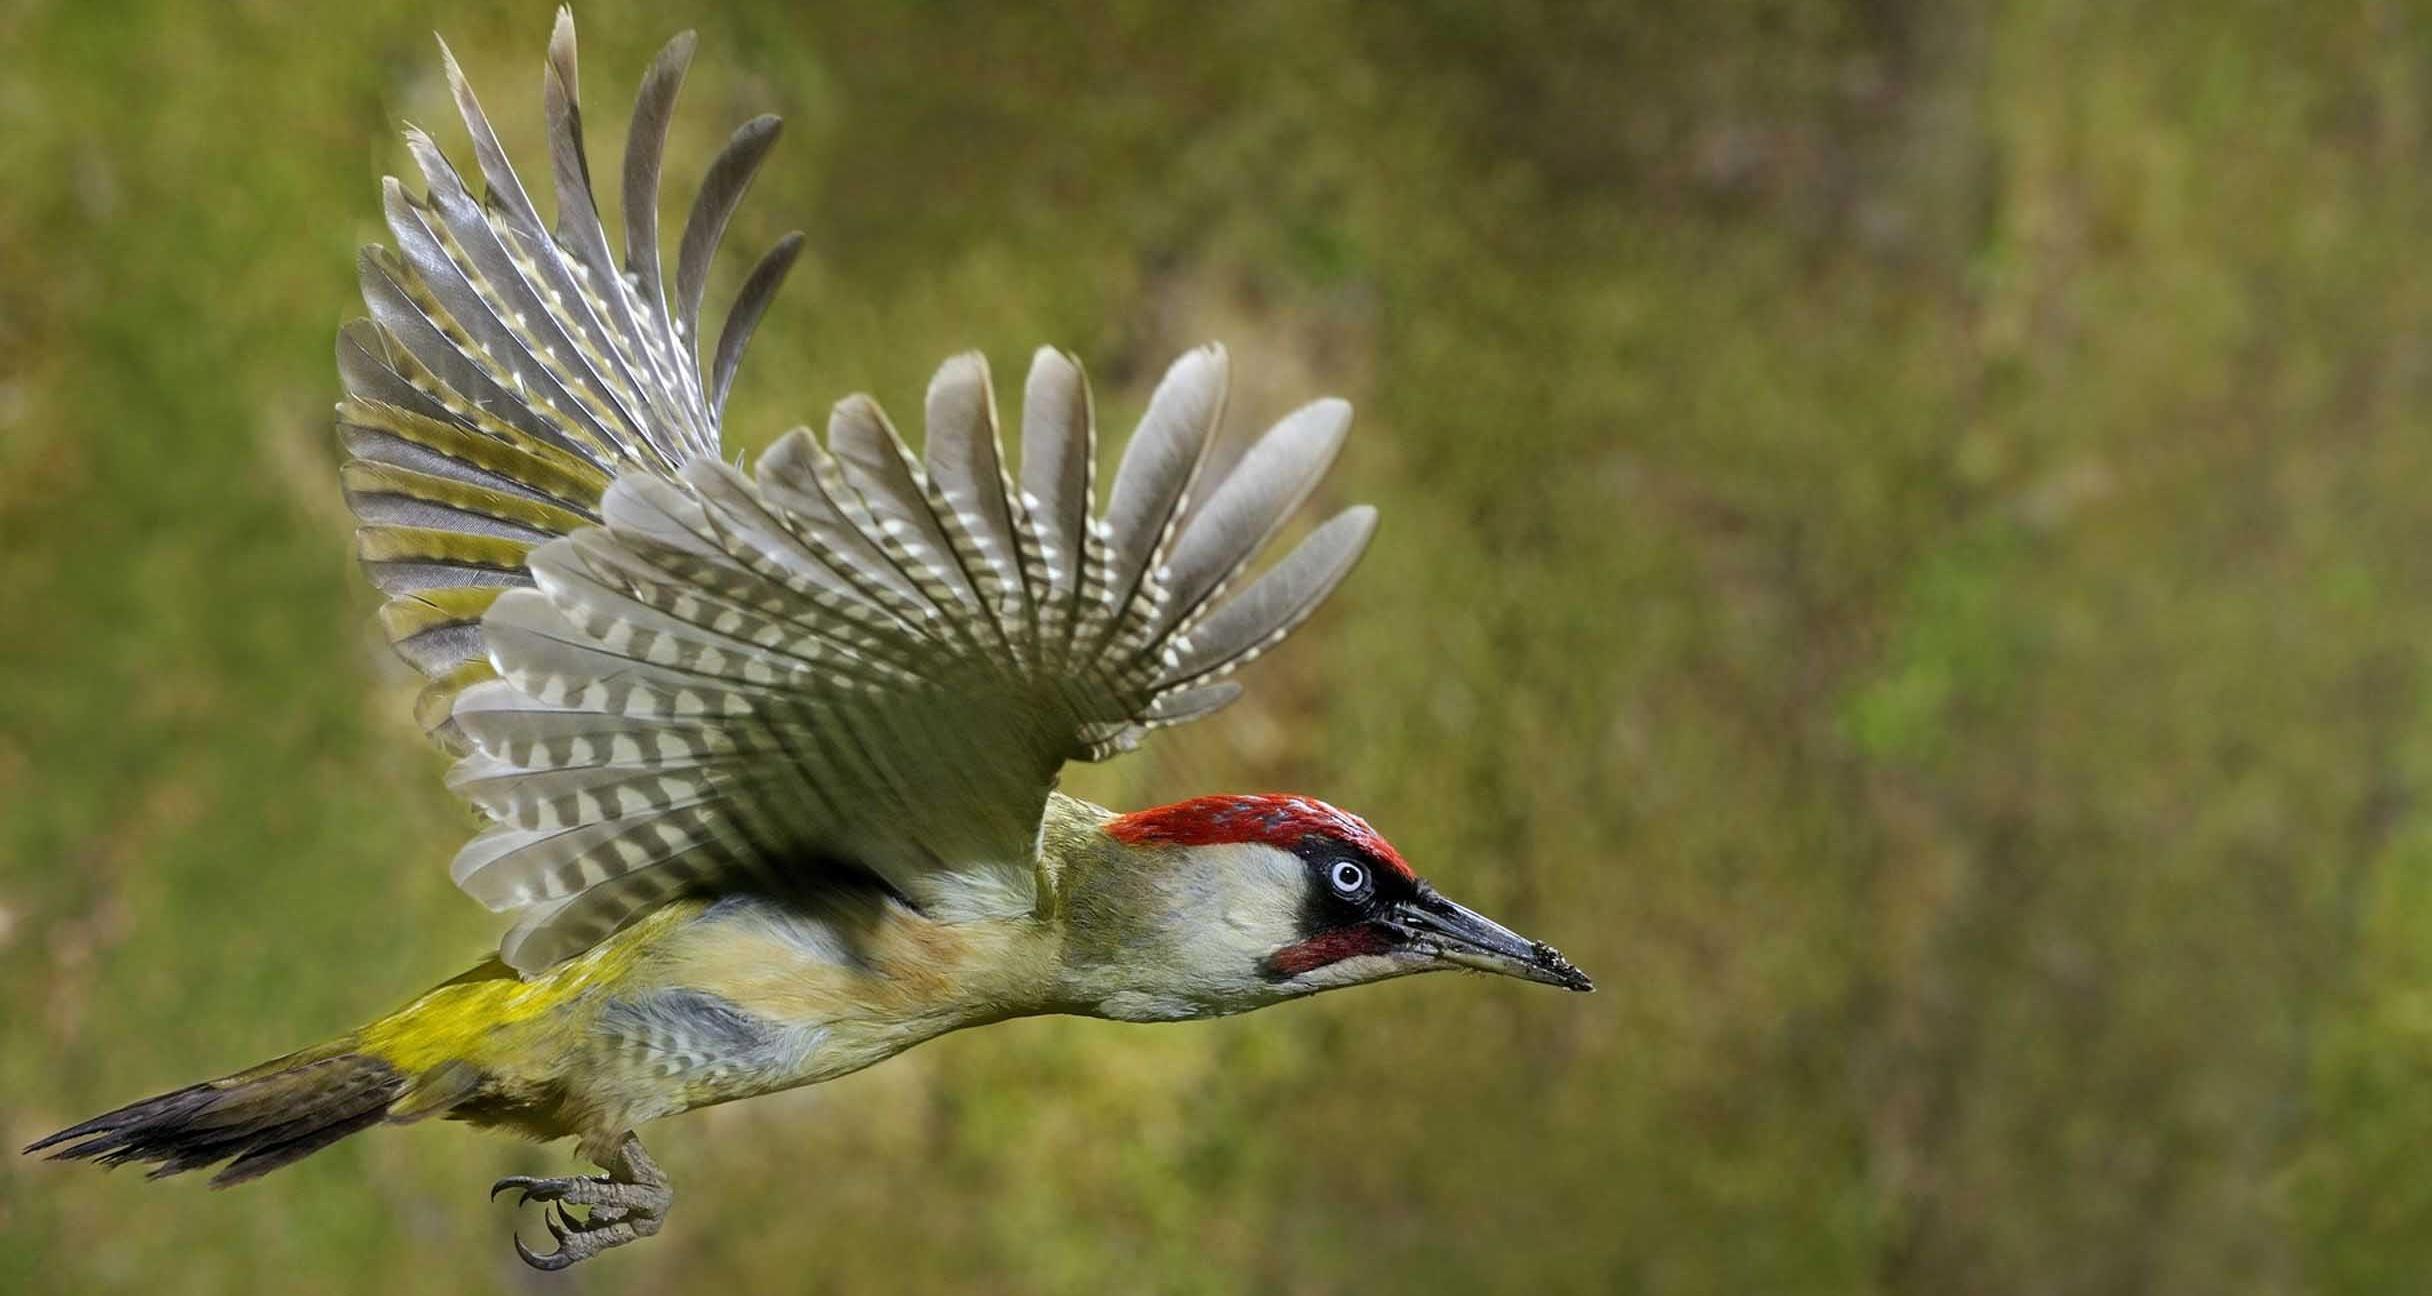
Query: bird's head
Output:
[[1064, 794, 1591, 1021]]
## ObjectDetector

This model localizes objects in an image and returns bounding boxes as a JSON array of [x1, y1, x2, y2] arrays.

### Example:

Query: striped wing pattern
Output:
[[340, 13, 1378, 971], [455, 345, 1375, 970], [339, 12, 800, 749]]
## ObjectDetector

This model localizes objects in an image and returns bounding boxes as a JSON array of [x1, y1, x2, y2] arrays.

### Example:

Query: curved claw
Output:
[[551, 1203, 585, 1241], [490, 1175, 537, 1203], [514, 1231, 578, 1273]]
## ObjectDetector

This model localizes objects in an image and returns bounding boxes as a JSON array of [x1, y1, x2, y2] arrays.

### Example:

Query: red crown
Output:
[[1105, 794, 1415, 880]]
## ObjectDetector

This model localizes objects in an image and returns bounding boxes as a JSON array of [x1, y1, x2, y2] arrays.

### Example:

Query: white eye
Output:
[[1329, 860, 1368, 895]]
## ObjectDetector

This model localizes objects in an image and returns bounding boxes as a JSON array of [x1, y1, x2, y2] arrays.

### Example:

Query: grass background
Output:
[[7, 1, 2432, 1291]]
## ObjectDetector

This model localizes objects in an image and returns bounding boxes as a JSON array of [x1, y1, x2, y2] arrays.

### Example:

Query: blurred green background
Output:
[[7, 1, 2432, 1291]]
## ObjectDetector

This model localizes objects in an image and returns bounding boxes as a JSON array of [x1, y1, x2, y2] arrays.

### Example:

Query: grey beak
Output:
[[1391, 888, 1593, 992]]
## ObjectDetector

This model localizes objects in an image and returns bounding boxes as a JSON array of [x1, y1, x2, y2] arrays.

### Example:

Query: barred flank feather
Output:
[[25, 1053, 409, 1186], [340, 11, 800, 750]]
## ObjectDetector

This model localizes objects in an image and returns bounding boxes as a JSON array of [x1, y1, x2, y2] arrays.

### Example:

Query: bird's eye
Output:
[[1328, 860, 1369, 896]]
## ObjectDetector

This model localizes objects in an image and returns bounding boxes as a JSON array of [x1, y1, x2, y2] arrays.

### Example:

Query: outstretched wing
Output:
[[339, 13, 799, 749], [456, 345, 1375, 969], [343, 15, 1377, 972]]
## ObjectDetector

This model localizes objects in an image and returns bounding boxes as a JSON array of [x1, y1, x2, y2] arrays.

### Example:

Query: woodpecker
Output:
[[28, 12, 1590, 1270]]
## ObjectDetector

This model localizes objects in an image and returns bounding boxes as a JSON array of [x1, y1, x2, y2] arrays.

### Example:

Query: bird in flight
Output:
[[28, 10, 1590, 1270]]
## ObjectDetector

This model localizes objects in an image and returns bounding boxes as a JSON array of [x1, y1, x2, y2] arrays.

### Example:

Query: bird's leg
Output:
[[492, 1132, 673, 1271]]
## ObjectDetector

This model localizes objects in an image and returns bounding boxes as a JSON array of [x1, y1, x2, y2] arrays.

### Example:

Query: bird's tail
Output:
[[22, 962, 512, 1186], [23, 1043, 430, 1187]]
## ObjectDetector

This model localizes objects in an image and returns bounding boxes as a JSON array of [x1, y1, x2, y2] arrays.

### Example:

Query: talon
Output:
[[489, 1133, 670, 1268], [514, 1232, 575, 1273]]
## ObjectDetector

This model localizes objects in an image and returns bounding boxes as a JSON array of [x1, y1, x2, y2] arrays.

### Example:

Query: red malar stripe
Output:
[[1267, 924, 1393, 977]]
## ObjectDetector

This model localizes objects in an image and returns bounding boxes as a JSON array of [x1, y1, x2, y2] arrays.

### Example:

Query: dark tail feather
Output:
[[26, 1052, 407, 1186]]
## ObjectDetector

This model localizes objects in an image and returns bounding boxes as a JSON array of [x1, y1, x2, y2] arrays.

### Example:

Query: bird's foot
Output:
[[491, 1132, 671, 1271]]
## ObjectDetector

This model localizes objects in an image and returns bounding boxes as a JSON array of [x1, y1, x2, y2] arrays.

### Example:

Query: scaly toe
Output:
[[513, 1213, 643, 1271], [492, 1135, 670, 1268], [493, 1173, 611, 1207]]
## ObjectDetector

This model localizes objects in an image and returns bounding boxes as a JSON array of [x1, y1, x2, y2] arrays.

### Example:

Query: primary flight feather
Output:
[[30, 12, 1588, 1270]]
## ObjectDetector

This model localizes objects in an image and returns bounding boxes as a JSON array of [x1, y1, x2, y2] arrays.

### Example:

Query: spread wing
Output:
[[339, 13, 798, 750], [458, 349, 1374, 969], [341, 14, 1377, 972]]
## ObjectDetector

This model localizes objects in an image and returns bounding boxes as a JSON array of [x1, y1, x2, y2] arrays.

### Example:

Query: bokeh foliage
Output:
[[6, 1, 2432, 1291]]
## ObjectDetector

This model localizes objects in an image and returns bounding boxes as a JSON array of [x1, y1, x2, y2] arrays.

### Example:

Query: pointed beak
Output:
[[1389, 887, 1594, 992]]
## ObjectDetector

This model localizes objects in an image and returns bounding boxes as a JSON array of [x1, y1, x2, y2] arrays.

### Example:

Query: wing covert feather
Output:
[[454, 350, 1374, 968]]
